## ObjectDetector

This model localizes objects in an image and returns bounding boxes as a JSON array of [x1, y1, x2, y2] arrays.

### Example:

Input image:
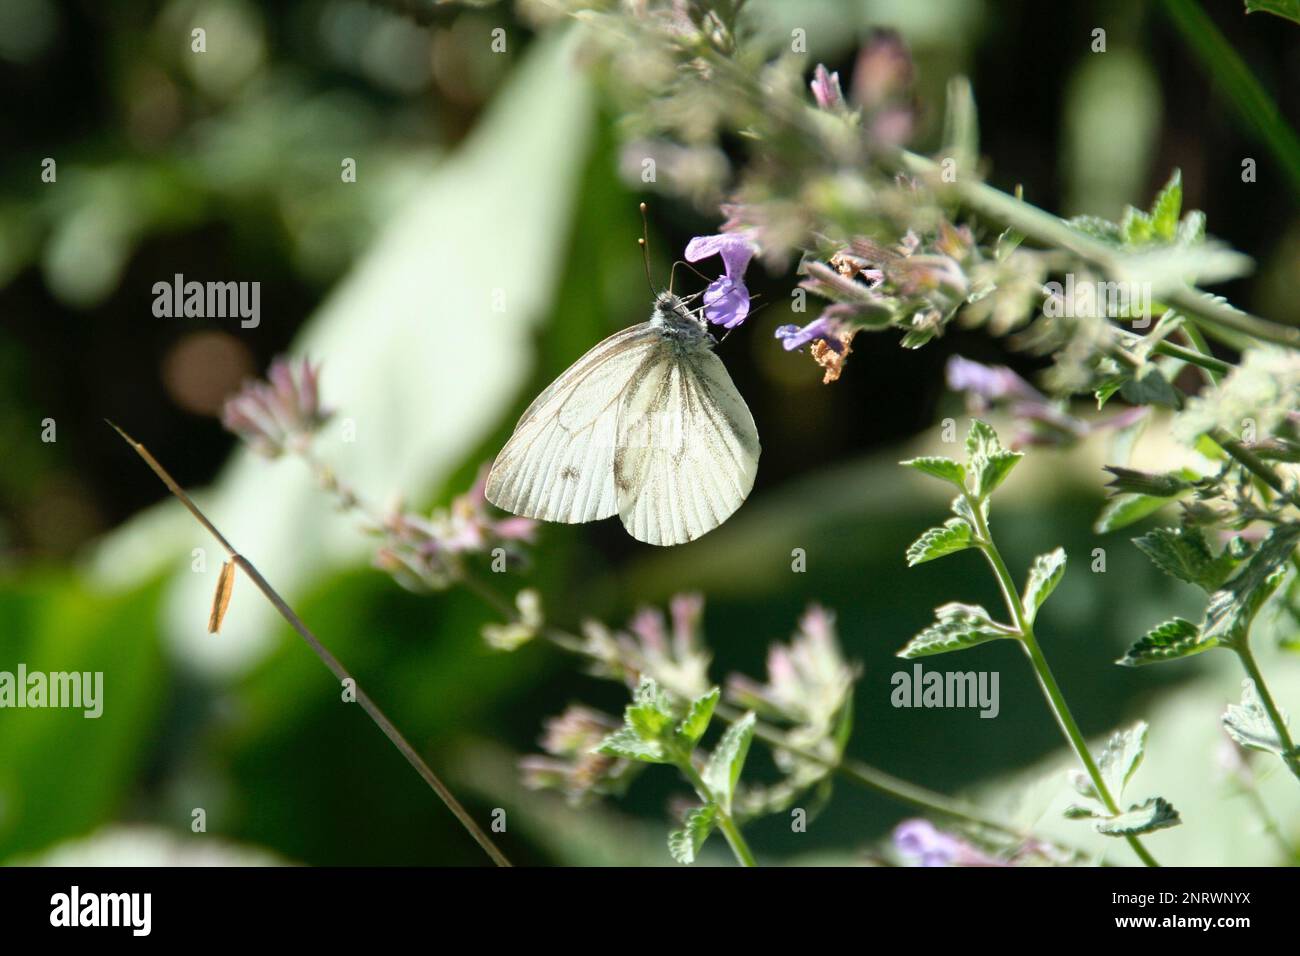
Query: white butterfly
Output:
[[485, 291, 760, 546]]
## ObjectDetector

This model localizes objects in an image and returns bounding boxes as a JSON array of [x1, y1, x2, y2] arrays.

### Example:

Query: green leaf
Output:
[[1133, 526, 1238, 591], [898, 602, 1015, 658], [1202, 525, 1300, 646], [1149, 169, 1182, 241], [1099, 722, 1148, 801], [951, 493, 989, 528], [906, 519, 973, 566], [1102, 465, 1195, 498], [1094, 797, 1181, 836], [1094, 493, 1173, 534], [627, 677, 675, 741], [704, 713, 755, 811], [668, 803, 717, 864], [964, 419, 1001, 462], [900, 456, 966, 486], [677, 688, 719, 746], [1067, 214, 1124, 246], [1119, 367, 1179, 409], [595, 727, 668, 763], [1244, 0, 1300, 27], [1120, 206, 1154, 246], [1176, 209, 1206, 245], [1222, 679, 1290, 755], [1023, 548, 1066, 622], [974, 449, 1023, 498], [1117, 618, 1212, 667]]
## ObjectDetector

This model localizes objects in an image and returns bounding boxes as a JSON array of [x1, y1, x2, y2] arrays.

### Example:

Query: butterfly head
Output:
[[652, 290, 711, 343]]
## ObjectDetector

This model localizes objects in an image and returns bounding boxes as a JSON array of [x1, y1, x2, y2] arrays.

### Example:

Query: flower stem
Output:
[[1233, 641, 1300, 781], [963, 492, 1161, 867]]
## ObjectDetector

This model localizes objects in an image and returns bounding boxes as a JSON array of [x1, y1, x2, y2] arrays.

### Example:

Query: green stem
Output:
[[679, 761, 758, 866], [464, 575, 1092, 859], [1149, 336, 1231, 377], [1234, 642, 1300, 781], [892, 151, 1300, 351], [963, 492, 1162, 867], [1178, 323, 1223, 384]]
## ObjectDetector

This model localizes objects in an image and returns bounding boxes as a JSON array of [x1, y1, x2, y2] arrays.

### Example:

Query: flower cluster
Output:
[[221, 356, 331, 457], [371, 465, 537, 593], [519, 705, 640, 805], [222, 359, 537, 593]]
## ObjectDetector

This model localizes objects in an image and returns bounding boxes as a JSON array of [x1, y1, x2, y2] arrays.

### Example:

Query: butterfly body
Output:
[[485, 292, 759, 546]]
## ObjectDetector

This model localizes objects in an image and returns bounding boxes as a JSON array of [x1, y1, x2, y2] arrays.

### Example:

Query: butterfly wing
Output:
[[614, 344, 760, 546], [486, 324, 661, 523]]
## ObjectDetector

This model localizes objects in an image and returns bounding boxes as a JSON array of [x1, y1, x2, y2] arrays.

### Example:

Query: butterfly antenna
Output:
[[668, 258, 714, 294], [638, 202, 656, 296]]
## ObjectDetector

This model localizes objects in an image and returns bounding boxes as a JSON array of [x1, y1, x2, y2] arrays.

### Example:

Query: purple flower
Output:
[[945, 355, 1043, 406], [893, 819, 1002, 867], [810, 63, 844, 110], [685, 232, 758, 328], [775, 315, 845, 353]]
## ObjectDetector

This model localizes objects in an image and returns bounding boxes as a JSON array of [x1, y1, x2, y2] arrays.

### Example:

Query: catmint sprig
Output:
[[902, 420, 1177, 866]]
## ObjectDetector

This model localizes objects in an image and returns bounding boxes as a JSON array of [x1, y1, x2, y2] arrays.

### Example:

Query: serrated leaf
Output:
[[704, 712, 755, 811], [974, 449, 1023, 498], [1202, 525, 1300, 646], [898, 602, 1015, 658], [1099, 722, 1147, 801], [1068, 214, 1124, 246], [964, 419, 1001, 462], [951, 493, 989, 528], [595, 727, 668, 763], [906, 519, 973, 566], [900, 456, 966, 486], [1119, 367, 1179, 409], [1133, 526, 1238, 591], [1149, 170, 1182, 242], [677, 688, 719, 746], [668, 803, 717, 864], [1120, 206, 1154, 246], [1023, 548, 1066, 622], [1223, 679, 1289, 755], [1093, 493, 1172, 534], [1117, 618, 1212, 666], [1176, 209, 1206, 245], [1094, 797, 1181, 836], [627, 677, 674, 740]]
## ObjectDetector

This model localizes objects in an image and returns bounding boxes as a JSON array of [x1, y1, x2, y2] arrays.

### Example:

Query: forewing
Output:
[[615, 346, 759, 546], [486, 324, 659, 523]]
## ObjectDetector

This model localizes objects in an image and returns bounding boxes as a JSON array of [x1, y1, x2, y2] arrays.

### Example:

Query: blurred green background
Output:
[[1, 0, 1298, 866]]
